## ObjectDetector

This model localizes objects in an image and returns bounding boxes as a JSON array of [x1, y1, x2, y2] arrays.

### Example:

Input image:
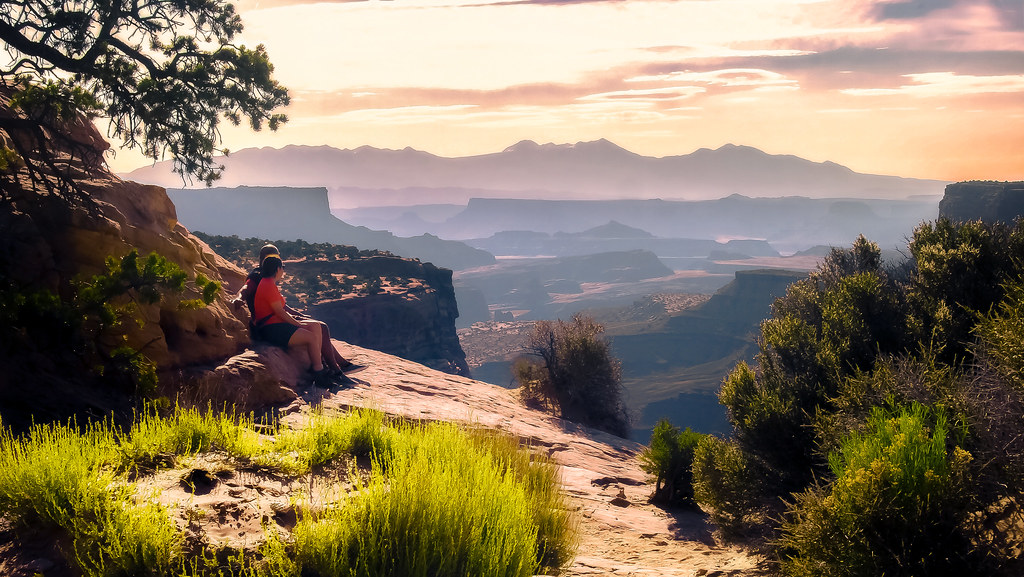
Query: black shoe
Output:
[[332, 373, 355, 387], [311, 368, 332, 388], [341, 363, 366, 375]]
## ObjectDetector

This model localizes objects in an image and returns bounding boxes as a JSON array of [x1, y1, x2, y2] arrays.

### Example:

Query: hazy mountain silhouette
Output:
[[125, 140, 946, 202], [166, 186, 494, 270]]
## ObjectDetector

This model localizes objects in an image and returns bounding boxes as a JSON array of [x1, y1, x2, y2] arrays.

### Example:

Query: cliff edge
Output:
[[938, 181, 1024, 224]]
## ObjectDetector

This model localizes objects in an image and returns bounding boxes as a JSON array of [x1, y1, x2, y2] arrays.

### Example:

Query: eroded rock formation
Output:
[[0, 90, 289, 422], [291, 256, 470, 376], [1, 90, 471, 423]]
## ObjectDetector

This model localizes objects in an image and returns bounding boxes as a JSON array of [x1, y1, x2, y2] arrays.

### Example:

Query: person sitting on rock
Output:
[[252, 255, 355, 387], [234, 244, 358, 379]]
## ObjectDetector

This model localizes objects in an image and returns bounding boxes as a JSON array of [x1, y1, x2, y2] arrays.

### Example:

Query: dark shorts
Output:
[[257, 322, 299, 349]]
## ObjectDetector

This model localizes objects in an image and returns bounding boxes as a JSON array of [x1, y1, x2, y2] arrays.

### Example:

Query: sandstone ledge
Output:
[[270, 340, 767, 577]]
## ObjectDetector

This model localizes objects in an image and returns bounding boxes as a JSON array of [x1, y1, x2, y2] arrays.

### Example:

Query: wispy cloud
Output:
[[579, 86, 706, 102], [841, 72, 1024, 96], [628, 68, 800, 89]]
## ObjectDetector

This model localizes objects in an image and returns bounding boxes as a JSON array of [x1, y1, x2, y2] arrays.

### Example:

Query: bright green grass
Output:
[[279, 420, 576, 577], [0, 406, 578, 577], [0, 419, 180, 576], [118, 405, 268, 471], [267, 407, 393, 474]]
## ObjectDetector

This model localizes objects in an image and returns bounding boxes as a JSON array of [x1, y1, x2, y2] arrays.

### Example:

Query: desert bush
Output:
[[703, 223, 1024, 568], [287, 420, 575, 577], [638, 419, 705, 506], [464, 427, 579, 571], [691, 435, 761, 538], [719, 238, 910, 488], [907, 218, 1024, 363], [973, 277, 1024, 392], [513, 356, 556, 411], [514, 313, 630, 437], [779, 403, 975, 577], [117, 404, 266, 472], [269, 407, 394, 474]]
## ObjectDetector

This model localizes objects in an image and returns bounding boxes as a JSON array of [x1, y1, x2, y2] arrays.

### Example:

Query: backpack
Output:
[[243, 268, 276, 338]]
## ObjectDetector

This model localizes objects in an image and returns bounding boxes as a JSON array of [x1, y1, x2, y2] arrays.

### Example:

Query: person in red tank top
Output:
[[237, 244, 358, 378], [252, 256, 333, 386]]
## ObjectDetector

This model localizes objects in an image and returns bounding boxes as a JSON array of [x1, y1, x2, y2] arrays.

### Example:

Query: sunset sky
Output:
[[110, 0, 1024, 182]]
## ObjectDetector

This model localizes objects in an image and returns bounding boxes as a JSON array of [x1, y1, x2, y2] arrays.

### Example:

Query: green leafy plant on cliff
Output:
[[0, 249, 219, 395]]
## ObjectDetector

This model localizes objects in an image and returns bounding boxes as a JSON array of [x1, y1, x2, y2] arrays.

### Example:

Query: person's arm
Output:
[[284, 304, 307, 319], [269, 300, 304, 327], [232, 278, 254, 311]]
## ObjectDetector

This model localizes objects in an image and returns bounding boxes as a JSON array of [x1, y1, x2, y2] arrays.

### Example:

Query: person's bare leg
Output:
[[288, 326, 323, 372], [309, 320, 346, 370]]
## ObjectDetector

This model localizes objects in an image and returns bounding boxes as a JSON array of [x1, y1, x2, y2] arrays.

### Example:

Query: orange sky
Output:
[[108, 0, 1024, 182]]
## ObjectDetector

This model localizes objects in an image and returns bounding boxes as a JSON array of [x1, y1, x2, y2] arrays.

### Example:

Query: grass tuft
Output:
[[0, 419, 180, 576], [291, 421, 564, 577]]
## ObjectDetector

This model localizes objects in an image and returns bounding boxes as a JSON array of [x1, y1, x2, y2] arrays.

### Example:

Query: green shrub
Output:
[[465, 427, 579, 572], [779, 403, 974, 576], [289, 421, 574, 577], [908, 218, 1024, 363], [514, 313, 630, 437], [269, 407, 393, 474], [0, 406, 578, 577], [974, 278, 1024, 392], [638, 420, 705, 506], [691, 435, 760, 538], [0, 249, 219, 397], [704, 224, 1024, 568], [118, 404, 266, 471], [720, 238, 909, 489]]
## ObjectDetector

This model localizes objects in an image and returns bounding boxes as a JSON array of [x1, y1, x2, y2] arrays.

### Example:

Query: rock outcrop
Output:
[[939, 181, 1024, 224], [0, 102, 249, 372], [0, 92, 471, 423], [0, 91, 276, 424], [293, 256, 471, 376]]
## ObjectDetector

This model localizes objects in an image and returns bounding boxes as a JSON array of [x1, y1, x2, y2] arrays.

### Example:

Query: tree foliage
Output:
[[514, 313, 630, 437], [719, 235, 907, 488], [0, 0, 289, 194]]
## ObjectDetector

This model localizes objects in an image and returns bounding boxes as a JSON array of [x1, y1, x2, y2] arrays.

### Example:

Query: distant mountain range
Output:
[[125, 140, 947, 202], [166, 187, 494, 270], [343, 195, 942, 255]]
